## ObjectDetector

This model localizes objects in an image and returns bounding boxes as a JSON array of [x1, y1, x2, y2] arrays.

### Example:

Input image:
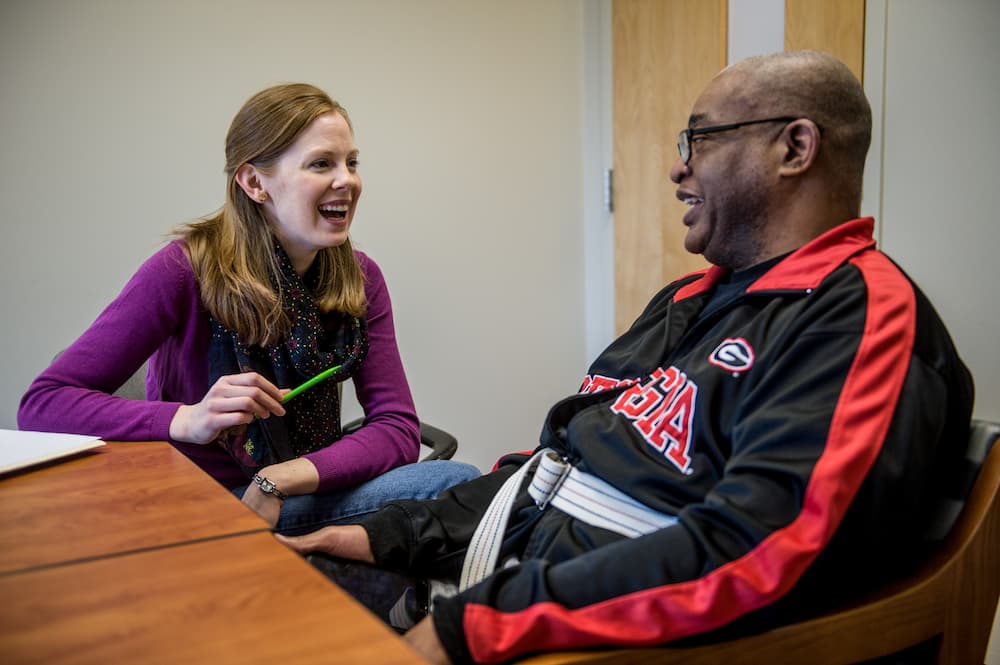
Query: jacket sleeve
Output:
[[358, 449, 541, 581], [304, 253, 422, 491], [430, 256, 971, 664], [17, 243, 189, 441]]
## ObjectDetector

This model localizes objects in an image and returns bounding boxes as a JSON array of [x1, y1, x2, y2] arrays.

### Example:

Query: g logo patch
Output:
[[708, 338, 755, 373]]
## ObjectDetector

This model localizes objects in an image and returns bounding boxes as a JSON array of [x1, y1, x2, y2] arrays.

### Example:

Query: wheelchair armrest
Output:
[[342, 418, 458, 461]]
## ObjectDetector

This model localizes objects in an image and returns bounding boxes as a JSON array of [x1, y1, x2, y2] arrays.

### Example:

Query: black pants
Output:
[[306, 553, 429, 631]]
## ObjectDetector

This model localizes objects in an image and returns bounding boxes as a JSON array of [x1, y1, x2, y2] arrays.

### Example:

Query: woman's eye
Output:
[[348, 158, 360, 170], [311, 159, 330, 169]]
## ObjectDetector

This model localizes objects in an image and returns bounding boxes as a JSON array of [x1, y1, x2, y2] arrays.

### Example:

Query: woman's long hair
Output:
[[178, 83, 366, 347]]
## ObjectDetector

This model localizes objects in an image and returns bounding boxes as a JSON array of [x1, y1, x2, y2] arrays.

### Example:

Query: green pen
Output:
[[281, 364, 342, 404]]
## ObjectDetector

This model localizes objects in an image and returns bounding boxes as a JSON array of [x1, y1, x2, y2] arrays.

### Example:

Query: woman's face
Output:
[[257, 112, 362, 274]]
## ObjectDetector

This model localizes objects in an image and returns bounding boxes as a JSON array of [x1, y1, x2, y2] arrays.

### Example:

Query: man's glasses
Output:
[[677, 117, 799, 164]]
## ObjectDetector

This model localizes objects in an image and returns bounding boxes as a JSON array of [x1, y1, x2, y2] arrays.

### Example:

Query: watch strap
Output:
[[252, 473, 287, 501]]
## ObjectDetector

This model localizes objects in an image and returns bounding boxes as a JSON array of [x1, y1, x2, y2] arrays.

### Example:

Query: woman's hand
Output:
[[169, 372, 286, 444], [241, 478, 284, 527], [274, 524, 375, 564], [241, 458, 319, 527]]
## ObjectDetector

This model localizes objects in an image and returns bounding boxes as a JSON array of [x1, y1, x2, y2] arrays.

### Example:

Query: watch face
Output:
[[254, 474, 284, 499]]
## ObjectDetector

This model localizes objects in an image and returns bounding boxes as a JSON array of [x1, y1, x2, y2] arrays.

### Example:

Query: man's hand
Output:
[[274, 524, 375, 564], [404, 617, 451, 665]]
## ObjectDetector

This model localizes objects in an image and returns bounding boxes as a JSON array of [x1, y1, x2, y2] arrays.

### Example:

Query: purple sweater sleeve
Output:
[[18, 242, 196, 443], [304, 252, 421, 492], [18, 242, 420, 491]]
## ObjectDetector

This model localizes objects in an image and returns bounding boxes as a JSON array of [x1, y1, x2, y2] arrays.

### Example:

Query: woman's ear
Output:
[[235, 163, 268, 202], [778, 119, 821, 177]]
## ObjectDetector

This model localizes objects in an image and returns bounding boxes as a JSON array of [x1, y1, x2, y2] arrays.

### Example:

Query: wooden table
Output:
[[0, 442, 426, 664], [0, 442, 265, 575]]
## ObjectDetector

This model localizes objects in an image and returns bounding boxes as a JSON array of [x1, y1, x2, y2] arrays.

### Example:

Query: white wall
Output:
[[875, 0, 1000, 425], [871, 3, 1000, 658], [727, 0, 783, 64], [0, 0, 591, 473]]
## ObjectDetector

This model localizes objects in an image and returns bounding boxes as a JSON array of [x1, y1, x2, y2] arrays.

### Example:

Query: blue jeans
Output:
[[234, 459, 481, 536]]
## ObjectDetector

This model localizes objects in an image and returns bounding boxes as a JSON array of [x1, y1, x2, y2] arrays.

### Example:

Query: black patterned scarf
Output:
[[208, 243, 368, 478]]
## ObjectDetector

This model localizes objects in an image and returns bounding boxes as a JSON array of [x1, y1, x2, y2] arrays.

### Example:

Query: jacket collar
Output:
[[675, 217, 876, 301]]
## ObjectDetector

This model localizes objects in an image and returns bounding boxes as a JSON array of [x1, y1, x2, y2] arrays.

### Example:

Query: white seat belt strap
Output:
[[459, 449, 678, 591], [459, 450, 546, 591], [537, 456, 678, 538]]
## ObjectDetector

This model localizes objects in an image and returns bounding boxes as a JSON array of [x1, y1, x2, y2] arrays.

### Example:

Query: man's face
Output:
[[668, 76, 777, 272]]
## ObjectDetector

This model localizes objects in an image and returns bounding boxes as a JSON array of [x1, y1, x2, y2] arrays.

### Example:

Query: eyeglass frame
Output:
[[677, 116, 800, 165]]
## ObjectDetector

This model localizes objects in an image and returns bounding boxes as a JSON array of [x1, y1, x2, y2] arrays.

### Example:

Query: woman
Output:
[[18, 83, 479, 533]]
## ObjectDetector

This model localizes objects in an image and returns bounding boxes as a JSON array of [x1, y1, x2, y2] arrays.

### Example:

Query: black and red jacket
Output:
[[360, 217, 974, 663]]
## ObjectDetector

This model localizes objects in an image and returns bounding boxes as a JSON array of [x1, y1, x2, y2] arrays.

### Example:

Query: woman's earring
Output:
[[258, 192, 268, 202]]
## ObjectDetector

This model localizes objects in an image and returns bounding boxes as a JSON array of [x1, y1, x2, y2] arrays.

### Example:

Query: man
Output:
[[279, 51, 974, 664]]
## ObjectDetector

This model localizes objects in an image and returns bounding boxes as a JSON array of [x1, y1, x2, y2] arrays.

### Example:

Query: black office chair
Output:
[[344, 418, 457, 461]]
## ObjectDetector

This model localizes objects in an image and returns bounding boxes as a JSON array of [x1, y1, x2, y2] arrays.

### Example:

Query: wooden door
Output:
[[612, 0, 726, 334], [785, 0, 865, 81]]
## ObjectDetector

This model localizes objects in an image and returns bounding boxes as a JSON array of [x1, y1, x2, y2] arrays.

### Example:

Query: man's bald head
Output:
[[717, 50, 872, 202]]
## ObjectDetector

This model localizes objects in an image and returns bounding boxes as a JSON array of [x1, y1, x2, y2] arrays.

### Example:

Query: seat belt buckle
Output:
[[529, 451, 572, 510]]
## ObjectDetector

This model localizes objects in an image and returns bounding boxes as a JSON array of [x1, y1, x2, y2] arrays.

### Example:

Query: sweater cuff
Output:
[[152, 402, 181, 441], [357, 502, 420, 569]]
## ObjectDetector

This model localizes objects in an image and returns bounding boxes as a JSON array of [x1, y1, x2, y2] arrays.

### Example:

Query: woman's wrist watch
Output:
[[252, 473, 287, 501]]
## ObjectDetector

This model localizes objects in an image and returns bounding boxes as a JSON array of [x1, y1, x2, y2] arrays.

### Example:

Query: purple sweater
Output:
[[18, 241, 420, 491]]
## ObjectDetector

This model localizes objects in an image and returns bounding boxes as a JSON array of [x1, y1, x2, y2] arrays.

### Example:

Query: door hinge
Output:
[[604, 168, 614, 213]]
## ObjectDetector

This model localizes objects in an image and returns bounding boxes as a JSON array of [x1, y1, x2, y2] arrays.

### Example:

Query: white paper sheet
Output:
[[0, 429, 105, 475]]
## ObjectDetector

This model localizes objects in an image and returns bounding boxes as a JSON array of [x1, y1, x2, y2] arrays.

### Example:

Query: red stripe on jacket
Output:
[[463, 246, 916, 663]]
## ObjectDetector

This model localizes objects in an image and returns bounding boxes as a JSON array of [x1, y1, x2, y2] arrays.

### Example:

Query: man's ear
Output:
[[777, 119, 821, 176], [234, 163, 267, 202]]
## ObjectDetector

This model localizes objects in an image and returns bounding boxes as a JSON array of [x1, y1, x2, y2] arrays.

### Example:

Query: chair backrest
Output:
[[519, 419, 1000, 665], [923, 418, 1000, 543], [114, 360, 149, 400]]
